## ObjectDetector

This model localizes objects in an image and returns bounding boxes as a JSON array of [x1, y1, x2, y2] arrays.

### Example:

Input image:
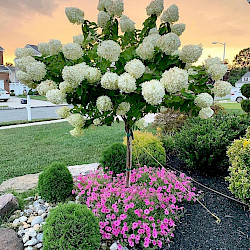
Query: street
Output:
[[0, 106, 61, 123]]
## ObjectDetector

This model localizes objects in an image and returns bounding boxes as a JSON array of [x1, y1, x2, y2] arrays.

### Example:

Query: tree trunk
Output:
[[125, 122, 132, 187]]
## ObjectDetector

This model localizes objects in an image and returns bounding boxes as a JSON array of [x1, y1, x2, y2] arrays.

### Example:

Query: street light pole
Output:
[[212, 41, 226, 64]]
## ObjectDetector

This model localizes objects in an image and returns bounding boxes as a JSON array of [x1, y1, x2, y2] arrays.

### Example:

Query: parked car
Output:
[[0, 88, 10, 102], [230, 87, 246, 103]]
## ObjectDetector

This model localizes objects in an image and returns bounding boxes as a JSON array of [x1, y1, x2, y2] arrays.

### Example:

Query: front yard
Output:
[[0, 122, 124, 184]]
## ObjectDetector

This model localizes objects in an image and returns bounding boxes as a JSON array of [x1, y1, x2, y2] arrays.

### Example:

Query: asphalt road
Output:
[[0, 106, 61, 123]]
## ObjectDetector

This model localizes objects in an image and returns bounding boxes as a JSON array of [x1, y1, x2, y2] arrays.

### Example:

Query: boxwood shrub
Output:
[[174, 114, 250, 175], [43, 203, 101, 250], [38, 162, 73, 203], [124, 131, 166, 168], [100, 142, 127, 175], [226, 127, 250, 204]]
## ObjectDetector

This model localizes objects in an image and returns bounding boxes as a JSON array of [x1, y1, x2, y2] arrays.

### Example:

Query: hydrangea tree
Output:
[[15, 0, 232, 186]]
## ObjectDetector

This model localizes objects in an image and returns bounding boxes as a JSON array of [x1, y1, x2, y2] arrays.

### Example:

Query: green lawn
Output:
[[0, 122, 125, 185], [17, 95, 47, 101], [217, 102, 246, 115], [0, 118, 61, 127]]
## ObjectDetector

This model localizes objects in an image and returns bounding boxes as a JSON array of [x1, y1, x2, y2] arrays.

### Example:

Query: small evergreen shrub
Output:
[[174, 114, 250, 175], [241, 99, 250, 113], [241, 84, 250, 113], [100, 143, 127, 175], [38, 162, 73, 202], [43, 203, 101, 250], [241, 83, 250, 98], [124, 131, 166, 167], [226, 127, 250, 204]]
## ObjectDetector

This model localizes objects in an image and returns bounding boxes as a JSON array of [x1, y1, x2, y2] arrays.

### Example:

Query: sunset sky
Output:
[[1, 0, 250, 65]]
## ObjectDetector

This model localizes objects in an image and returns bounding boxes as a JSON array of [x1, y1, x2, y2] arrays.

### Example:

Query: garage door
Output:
[[0, 80, 4, 89]]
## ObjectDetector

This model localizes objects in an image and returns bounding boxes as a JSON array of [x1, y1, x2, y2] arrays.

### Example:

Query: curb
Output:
[[0, 105, 67, 110]]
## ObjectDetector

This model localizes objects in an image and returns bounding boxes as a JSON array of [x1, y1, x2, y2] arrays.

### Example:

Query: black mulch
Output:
[[162, 155, 250, 250]]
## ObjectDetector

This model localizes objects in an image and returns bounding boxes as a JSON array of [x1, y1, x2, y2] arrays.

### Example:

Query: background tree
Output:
[[232, 47, 250, 68]]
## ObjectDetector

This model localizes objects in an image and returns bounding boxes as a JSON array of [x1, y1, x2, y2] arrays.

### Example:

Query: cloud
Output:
[[0, 0, 61, 16]]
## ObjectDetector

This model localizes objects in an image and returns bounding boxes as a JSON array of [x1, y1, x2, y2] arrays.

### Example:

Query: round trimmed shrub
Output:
[[100, 143, 127, 175], [124, 131, 166, 167], [241, 99, 250, 113], [226, 127, 250, 204], [174, 114, 250, 175], [241, 83, 250, 99], [38, 162, 73, 203], [43, 203, 101, 250]]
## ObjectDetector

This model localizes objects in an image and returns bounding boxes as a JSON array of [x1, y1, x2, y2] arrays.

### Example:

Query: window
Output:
[[244, 77, 249, 82]]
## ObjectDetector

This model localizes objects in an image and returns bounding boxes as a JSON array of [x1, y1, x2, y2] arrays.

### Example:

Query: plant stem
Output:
[[125, 121, 132, 187]]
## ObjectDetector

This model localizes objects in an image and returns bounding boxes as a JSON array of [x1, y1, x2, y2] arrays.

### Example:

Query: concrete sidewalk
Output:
[[0, 96, 66, 109]]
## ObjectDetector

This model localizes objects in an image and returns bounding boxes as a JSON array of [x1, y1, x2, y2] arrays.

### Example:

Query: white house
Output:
[[235, 71, 250, 88]]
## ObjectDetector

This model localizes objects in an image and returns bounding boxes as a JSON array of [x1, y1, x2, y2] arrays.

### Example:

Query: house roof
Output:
[[6, 66, 15, 73], [0, 65, 10, 72], [235, 71, 250, 84], [25, 44, 41, 56], [242, 72, 250, 78], [0, 46, 4, 51]]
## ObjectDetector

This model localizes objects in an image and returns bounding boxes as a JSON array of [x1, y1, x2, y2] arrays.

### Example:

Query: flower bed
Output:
[[73, 166, 198, 249]]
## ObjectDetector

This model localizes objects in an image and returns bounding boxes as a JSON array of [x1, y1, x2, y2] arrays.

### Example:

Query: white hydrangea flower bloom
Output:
[[148, 27, 159, 35], [101, 72, 119, 90], [73, 34, 85, 45], [171, 23, 186, 36], [161, 4, 179, 23], [179, 44, 203, 63], [59, 81, 76, 93], [213, 81, 232, 97], [16, 71, 32, 84], [204, 57, 221, 69], [93, 118, 102, 126], [146, 0, 164, 17], [15, 48, 34, 58], [67, 113, 85, 127], [62, 64, 86, 85], [144, 34, 161, 47], [160, 67, 189, 93], [125, 59, 145, 79], [97, 40, 121, 62], [157, 33, 181, 55], [118, 73, 137, 93], [96, 96, 113, 112], [46, 89, 66, 104], [62, 43, 84, 60], [85, 67, 102, 83], [70, 127, 84, 137], [206, 63, 228, 81], [56, 106, 71, 119], [37, 80, 57, 96], [38, 43, 50, 56], [26, 62, 47, 81], [49, 39, 62, 55], [171, 50, 180, 57], [120, 15, 135, 33], [136, 42, 155, 60], [15, 56, 36, 72], [116, 102, 131, 116], [142, 80, 165, 105], [194, 93, 213, 108], [107, 0, 124, 17], [135, 118, 148, 130], [97, 0, 113, 11], [65, 7, 84, 25], [199, 107, 214, 119], [97, 11, 111, 28]]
